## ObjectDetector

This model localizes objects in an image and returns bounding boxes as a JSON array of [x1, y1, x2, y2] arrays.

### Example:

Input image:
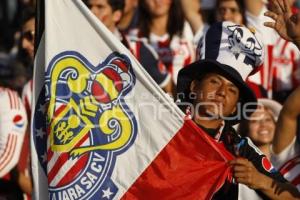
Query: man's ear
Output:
[[113, 10, 122, 24]]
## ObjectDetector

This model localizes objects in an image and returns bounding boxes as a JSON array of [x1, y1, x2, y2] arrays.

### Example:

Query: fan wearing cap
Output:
[[176, 21, 299, 199]]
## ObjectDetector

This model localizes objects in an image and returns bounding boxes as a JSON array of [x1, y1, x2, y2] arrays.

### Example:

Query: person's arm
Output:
[[230, 158, 300, 200], [180, 0, 203, 34], [272, 86, 300, 153], [18, 172, 32, 194], [244, 0, 265, 17], [264, 0, 300, 50]]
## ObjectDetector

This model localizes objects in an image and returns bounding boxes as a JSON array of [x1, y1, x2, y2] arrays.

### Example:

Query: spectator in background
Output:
[[20, 7, 35, 119], [215, 0, 247, 25], [264, 0, 300, 50], [238, 98, 282, 159], [19, 7, 35, 73], [83, 0, 124, 35], [245, 0, 300, 103], [182, 0, 247, 43], [83, 0, 172, 93], [129, 0, 195, 96], [264, 0, 300, 191], [237, 98, 283, 200], [13, 8, 36, 199], [0, 79, 28, 199], [118, 0, 139, 33]]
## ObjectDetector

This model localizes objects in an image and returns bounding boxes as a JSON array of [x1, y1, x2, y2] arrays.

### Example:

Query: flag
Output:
[[31, 0, 234, 199]]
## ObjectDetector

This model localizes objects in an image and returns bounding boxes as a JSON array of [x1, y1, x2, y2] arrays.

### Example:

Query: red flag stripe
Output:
[[122, 119, 234, 200]]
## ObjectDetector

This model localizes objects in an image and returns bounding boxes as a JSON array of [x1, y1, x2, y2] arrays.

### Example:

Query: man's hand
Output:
[[229, 158, 265, 190], [230, 157, 300, 199], [264, 0, 300, 45]]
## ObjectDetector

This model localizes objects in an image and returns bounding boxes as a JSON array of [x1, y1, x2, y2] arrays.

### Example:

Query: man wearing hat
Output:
[[176, 21, 299, 199]]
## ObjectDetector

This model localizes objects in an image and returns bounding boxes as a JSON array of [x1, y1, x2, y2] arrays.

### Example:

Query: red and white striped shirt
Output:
[[149, 33, 195, 85], [272, 137, 300, 191], [0, 87, 27, 177], [271, 38, 300, 92], [128, 29, 195, 85]]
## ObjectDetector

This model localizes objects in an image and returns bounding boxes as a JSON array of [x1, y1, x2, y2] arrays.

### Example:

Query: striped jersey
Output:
[[271, 137, 300, 191], [128, 29, 195, 85], [0, 87, 27, 177]]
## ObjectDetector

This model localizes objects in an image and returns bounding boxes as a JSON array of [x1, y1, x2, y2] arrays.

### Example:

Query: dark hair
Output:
[[215, 0, 247, 26], [237, 119, 250, 137], [83, 0, 125, 12], [108, 0, 125, 11], [138, 0, 185, 39], [21, 6, 35, 26]]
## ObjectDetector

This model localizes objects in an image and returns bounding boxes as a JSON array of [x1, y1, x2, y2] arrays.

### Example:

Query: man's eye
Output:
[[210, 78, 220, 84], [229, 88, 238, 95]]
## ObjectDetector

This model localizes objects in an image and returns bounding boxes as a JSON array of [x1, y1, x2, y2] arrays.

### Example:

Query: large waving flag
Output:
[[31, 0, 234, 199]]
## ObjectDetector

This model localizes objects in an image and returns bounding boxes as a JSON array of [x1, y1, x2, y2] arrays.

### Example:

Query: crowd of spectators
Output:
[[2, 0, 300, 199]]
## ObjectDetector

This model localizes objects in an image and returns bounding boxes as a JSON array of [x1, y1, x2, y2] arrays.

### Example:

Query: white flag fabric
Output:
[[31, 0, 184, 199], [31, 1, 233, 200]]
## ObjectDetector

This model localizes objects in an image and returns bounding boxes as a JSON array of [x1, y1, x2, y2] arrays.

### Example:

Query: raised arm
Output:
[[244, 0, 265, 17], [272, 86, 300, 153], [180, 0, 203, 34], [264, 0, 300, 49]]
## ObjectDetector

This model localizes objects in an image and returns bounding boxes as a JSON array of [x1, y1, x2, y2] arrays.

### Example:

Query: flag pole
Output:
[[34, 0, 45, 57]]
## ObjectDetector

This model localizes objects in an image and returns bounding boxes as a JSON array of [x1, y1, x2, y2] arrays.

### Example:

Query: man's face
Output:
[[86, 0, 121, 32], [190, 73, 240, 119], [216, 0, 243, 25], [21, 18, 35, 59]]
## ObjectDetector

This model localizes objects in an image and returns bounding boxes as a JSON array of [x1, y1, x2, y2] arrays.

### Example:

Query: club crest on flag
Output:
[[33, 51, 138, 200]]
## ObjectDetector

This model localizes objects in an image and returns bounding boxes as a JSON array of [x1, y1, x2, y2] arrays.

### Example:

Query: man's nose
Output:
[[216, 84, 226, 97]]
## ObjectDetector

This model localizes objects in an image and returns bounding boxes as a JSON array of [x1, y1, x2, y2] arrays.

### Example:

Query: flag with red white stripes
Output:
[[0, 87, 27, 177], [31, 0, 234, 199]]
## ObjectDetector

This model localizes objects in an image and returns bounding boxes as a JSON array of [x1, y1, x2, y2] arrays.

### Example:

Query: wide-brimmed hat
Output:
[[176, 21, 264, 123]]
